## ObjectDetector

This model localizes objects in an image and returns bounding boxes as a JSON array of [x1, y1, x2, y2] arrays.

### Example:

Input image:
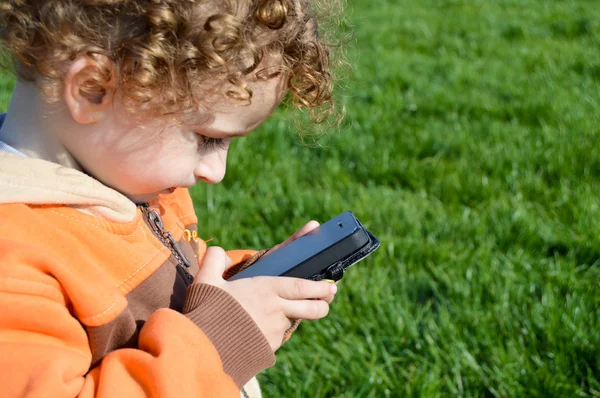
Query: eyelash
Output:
[[199, 136, 227, 150]]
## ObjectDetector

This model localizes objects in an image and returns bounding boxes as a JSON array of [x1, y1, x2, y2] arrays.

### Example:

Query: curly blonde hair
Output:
[[0, 0, 342, 122]]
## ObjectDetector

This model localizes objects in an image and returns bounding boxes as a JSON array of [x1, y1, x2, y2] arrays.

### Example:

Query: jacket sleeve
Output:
[[0, 243, 274, 397]]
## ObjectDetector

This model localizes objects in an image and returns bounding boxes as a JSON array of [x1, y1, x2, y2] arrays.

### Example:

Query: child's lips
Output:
[[161, 181, 197, 194]]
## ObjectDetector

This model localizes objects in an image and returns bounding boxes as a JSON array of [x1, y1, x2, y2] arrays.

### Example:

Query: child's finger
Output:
[[274, 278, 337, 300], [288, 220, 320, 242], [283, 299, 330, 320], [194, 246, 231, 283], [270, 220, 320, 252], [320, 280, 337, 303]]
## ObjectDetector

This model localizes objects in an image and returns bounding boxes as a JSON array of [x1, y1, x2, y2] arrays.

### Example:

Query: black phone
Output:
[[227, 211, 380, 282]]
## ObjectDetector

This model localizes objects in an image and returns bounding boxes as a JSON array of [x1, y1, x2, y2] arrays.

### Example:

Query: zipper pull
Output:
[[143, 206, 193, 269], [164, 230, 194, 269]]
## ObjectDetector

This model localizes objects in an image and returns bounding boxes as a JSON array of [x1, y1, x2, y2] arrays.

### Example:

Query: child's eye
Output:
[[199, 136, 228, 150]]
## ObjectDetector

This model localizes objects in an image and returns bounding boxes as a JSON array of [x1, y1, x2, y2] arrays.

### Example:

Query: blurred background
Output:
[[1, 0, 599, 396]]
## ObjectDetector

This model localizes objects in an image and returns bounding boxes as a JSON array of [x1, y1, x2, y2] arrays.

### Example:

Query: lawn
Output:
[[1, 0, 599, 396]]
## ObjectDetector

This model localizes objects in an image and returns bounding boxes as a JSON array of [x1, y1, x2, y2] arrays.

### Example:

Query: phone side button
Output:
[[325, 262, 345, 281]]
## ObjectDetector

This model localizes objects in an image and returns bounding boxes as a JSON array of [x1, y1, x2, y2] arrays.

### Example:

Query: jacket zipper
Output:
[[139, 204, 194, 285]]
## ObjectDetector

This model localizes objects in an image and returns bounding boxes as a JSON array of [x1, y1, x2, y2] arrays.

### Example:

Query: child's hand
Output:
[[194, 246, 337, 352]]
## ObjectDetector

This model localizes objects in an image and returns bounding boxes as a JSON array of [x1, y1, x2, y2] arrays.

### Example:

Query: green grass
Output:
[[1, 0, 599, 396]]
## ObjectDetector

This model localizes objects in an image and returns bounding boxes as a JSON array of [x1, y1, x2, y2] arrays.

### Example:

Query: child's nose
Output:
[[194, 153, 227, 184]]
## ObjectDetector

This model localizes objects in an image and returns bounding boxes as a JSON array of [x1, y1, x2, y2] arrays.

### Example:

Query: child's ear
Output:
[[63, 54, 115, 125]]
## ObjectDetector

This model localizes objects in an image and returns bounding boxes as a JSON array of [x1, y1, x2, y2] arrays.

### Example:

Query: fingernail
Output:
[[330, 284, 338, 294], [322, 279, 335, 283]]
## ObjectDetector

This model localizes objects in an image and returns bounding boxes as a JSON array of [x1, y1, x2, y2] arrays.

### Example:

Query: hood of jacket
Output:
[[0, 151, 137, 222]]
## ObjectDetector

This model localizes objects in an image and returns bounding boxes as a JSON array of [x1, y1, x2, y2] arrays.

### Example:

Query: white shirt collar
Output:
[[0, 113, 27, 157], [0, 140, 27, 158]]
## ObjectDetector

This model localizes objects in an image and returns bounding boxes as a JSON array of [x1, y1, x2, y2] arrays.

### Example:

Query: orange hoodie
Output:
[[0, 152, 275, 397]]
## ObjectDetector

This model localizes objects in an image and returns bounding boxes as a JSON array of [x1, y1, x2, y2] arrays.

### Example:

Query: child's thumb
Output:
[[194, 246, 232, 284]]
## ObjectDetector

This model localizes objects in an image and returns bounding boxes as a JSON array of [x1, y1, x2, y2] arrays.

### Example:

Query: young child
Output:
[[0, 0, 340, 396]]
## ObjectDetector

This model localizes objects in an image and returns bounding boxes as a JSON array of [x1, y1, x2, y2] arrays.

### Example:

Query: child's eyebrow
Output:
[[200, 127, 250, 138], [223, 130, 250, 137]]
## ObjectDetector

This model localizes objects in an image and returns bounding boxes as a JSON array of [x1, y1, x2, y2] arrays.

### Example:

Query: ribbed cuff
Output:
[[183, 283, 275, 388]]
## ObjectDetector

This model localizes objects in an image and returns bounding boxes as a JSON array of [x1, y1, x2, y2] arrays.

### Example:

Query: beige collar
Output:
[[0, 152, 137, 222]]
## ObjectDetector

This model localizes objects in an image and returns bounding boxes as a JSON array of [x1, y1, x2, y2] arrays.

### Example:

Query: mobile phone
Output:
[[227, 211, 380, 282]]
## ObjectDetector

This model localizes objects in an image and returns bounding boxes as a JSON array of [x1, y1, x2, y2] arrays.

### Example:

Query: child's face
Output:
[[60, 75, 287, 204]]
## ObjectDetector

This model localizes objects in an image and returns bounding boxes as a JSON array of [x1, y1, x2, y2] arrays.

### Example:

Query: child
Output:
[[0, 0, 340, 396]]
